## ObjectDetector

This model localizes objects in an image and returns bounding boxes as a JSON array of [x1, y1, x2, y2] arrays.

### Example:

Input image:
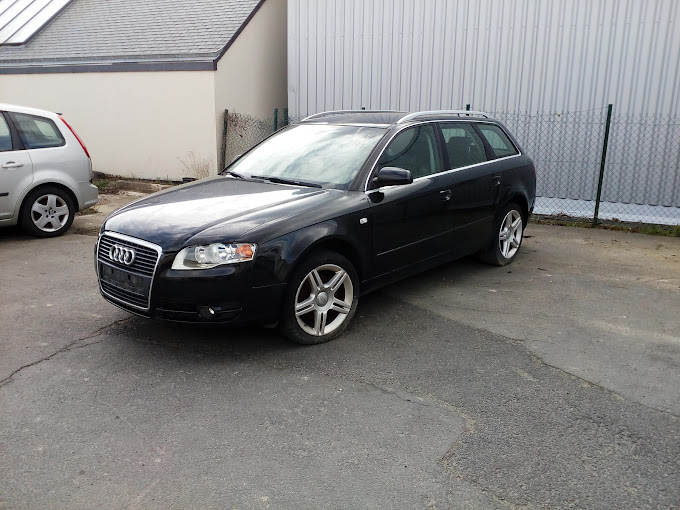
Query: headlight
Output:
[[171, 243, 256, 270]]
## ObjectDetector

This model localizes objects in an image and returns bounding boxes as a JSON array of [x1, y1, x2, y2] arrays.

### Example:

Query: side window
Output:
[[0, 115, 12, 152], [378, 124, 441, 179], [10, 112, 65, 150], [440, 123, 487, 169], [477, 124, 518, 158]]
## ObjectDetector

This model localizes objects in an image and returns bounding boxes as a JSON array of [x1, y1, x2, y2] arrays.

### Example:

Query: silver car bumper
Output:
[[75, 181, 99, 210]]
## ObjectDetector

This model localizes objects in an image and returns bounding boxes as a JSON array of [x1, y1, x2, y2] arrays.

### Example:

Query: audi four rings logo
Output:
[[109, 244, 136, 265]]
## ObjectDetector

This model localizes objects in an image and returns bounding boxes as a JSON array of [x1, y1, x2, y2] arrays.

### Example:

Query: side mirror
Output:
[[373, 167, 413, 187]]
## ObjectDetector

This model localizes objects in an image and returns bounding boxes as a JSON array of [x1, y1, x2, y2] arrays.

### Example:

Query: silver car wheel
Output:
[[31, 194, 70, 232], [294, 263, 354, 337], [498, 209, 523, 259]]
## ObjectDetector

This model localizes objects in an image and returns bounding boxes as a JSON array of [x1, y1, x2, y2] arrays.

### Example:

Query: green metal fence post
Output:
[[283, 108, 289, 126], [220, 109, 228, 171], [273, 108, 278, 132], [593, 104, 613, 226]]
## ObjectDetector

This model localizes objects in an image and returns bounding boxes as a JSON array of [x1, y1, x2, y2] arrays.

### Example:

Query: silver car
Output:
[[0, 103, 98, 237]]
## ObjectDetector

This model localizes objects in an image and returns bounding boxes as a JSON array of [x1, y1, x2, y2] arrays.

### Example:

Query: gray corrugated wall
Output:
[[288, 0, 680, 116], [288, 0, 680, 207]]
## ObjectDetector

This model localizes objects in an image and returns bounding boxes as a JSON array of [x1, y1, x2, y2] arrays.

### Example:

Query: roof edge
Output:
[[214, 0, 268, 65], [0, 60, 216, 74]]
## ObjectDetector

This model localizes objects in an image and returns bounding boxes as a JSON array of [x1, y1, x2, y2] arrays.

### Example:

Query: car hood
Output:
[[102, 177, 336, 251]]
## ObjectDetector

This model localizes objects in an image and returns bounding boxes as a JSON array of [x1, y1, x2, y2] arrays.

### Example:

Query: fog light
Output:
[[198, 306, 217, 319]]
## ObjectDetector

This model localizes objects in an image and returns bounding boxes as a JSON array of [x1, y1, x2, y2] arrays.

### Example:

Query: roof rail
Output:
[[301, 109, 403, 121], [396, 110, 490, 123]]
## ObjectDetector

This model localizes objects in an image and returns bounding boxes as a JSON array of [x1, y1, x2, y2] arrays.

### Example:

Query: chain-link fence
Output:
[[224, 107, 680, 227], [222, 110, 279, 170], [495, 108, 680, 226]]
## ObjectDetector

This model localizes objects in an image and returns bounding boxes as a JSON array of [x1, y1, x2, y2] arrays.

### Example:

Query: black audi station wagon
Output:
[[96, 110, 536, 344]]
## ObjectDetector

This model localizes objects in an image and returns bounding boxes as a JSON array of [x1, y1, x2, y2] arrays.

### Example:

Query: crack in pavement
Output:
[[0, 317, 132, 389], [398, 297, 680, 421], [524, 352, 680, 421]]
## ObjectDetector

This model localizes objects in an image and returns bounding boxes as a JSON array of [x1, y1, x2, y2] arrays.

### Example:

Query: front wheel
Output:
[[280, 250, 359, 345], [479, 202, 525, 266]]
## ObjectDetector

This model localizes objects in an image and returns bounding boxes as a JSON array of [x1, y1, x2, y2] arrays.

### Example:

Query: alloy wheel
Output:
[[498, 210, 523, 259], [31, 194, 70, 232], [294, 263, 354, 337]]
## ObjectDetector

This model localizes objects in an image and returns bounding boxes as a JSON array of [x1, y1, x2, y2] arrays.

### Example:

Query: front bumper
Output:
[[96, 234, 285, 325]]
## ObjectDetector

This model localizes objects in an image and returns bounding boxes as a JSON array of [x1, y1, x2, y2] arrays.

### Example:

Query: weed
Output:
[[93, 178, 119, 194], [77, 205, 100, 215], [178, 151, 214, 180]]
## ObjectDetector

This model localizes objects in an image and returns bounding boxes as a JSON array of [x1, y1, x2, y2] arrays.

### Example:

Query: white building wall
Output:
[[0, 0, 289, 181], [288, 0, 680, 117], [0, 71, 217, 180], [214, 0, 288, 166]]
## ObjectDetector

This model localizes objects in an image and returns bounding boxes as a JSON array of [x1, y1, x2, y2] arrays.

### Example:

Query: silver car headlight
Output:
[[171, 243, 256, 270]]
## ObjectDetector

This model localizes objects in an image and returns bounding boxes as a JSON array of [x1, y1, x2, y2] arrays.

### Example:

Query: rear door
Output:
[[0, 112, 33, 220], [367, 123, 454, 275], [439, 122, 498, 254], [9, 111, 69, 181]]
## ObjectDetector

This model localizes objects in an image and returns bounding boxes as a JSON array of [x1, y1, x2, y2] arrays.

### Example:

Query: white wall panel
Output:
[[288, 0, 680, 117]]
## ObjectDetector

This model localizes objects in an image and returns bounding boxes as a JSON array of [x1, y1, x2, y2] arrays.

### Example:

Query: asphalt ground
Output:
[[1, 213, 679, 509]]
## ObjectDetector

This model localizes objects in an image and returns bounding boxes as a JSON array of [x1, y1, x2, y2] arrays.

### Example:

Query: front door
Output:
[[367, 123, 453, 276], [0, 112, 33, 220]]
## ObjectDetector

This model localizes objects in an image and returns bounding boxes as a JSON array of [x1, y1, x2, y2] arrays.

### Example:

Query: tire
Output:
[[20, 186, 75, 238], [478, 201, 525, 266], [280, 249, 360, 345]]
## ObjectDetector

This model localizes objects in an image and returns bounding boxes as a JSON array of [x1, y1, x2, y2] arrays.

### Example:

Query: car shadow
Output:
[[0, 225, 90, 242], [115, 291, 391, 356], [111, 254, 499, 361], [0, 225, 30, 241]]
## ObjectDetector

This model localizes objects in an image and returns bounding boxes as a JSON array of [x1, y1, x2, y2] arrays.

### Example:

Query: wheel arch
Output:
[[304, 237, 363, 278], [287, 235, 364, 283], [18, 182, 79, 218], [506, 193, 529, 226], [265, 218, 367, 285]]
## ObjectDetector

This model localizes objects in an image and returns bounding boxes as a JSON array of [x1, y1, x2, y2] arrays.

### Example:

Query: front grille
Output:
[[97, 233, 161, 310], [98, 234, 159, 277]]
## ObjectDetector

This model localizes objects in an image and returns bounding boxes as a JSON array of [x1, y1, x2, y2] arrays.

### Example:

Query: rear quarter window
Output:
[[440, 123, 487, 169], [10, 112, 65, 150], [477, 124, 518, 158]]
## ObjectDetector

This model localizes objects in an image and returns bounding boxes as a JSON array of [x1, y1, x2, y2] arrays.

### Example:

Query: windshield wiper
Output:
[[223, 170, 245, 179], [250, 175, 322, 188]]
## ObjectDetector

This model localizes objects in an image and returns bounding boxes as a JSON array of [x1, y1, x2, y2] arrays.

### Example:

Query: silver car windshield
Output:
[[227, 124, 386, 189]]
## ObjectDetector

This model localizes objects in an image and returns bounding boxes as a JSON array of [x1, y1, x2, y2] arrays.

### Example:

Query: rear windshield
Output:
[[227, 124, 386, 190], [10, 112, 65, 150]]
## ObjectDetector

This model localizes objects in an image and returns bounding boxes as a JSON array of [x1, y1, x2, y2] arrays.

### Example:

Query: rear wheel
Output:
[[20, 186, 75, 238], [479, 202, 525, 266], [280, 250, 359, 345]]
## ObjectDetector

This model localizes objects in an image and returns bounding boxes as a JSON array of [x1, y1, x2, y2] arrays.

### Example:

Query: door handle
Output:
[[440, 189, 452, 201], [2, 161, 23, 168], [493, 175, 501, 186]]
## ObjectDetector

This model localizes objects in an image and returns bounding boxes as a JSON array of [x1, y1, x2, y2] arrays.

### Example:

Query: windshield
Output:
[[227, 124, 386, 189]]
